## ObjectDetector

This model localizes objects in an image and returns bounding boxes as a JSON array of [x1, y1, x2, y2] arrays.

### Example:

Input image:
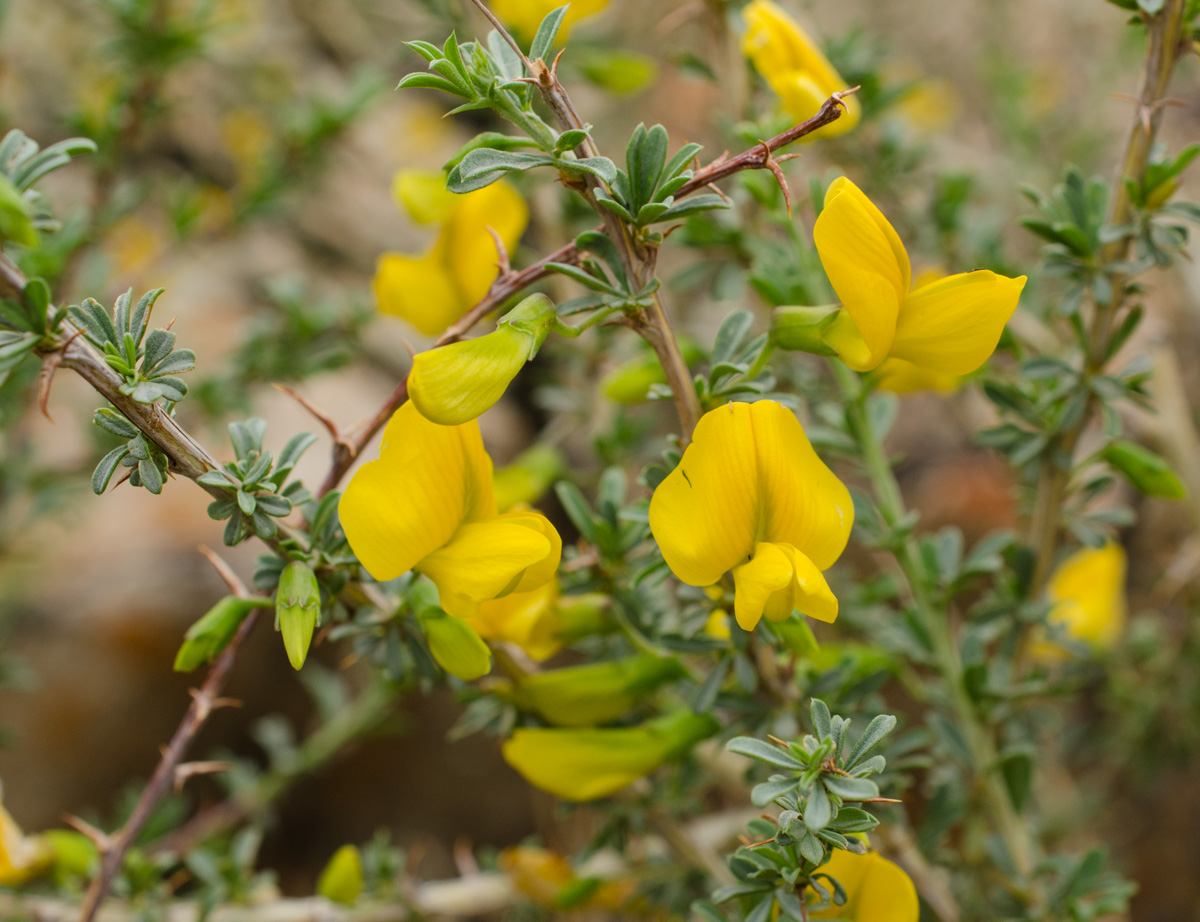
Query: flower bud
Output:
[[600, 340, 704, 404], [410, 579, 491, 680], [0, 796, 51, 886], [317, 844, 363, 905], [173, 596, 270, 673], [1101, 439, 1186, 499], [408, 293, 556, 425], [769, 305, 840, 355], [501, 710, 719, 801], [276, 561, 321, 671], [504, 653, 687, 727]]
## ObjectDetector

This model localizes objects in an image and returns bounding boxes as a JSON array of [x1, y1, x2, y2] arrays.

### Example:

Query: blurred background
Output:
[[0, 0, 1198, 918]]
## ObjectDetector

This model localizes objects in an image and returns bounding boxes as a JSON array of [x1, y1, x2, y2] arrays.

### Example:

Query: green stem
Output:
[[832, 362, 1040, 893]]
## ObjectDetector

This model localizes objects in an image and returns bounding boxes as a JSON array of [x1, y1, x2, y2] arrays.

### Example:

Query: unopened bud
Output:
[[276, 561, 321, 670], [317, 844, 363, 905], [1102, 439, 1186, 499], [174, 596, 269, 673]]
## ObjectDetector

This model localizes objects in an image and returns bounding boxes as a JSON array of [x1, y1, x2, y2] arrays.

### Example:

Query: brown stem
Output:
[[1027, 0, 1188, 593], [77, 580, 262, 922]]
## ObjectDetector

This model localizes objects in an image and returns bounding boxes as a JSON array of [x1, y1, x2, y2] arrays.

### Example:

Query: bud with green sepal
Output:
[[768, 304, 841, 356], [1100, 439, 1187, 500], [174, 596, 272, 672], [276, 560, 321, 670], [317, 844, 363, 905]]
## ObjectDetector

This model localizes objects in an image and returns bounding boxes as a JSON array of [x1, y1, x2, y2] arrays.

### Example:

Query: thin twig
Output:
[[76, 552, 263, 922]]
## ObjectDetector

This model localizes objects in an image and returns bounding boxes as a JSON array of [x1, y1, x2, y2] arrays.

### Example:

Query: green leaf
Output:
[[140, 328, 176, 370], [655, 193, 729, 221], [91, 446, 130, 494], [627, 123, 668, 211], [559, 156, 618, 185], [555, 481, 598, 542], [822, 776, 879, 801], [712, 310, 754, 364], [138, 458, 164, 495], [93, 408, 138, 439], [999, 746, 1035, 810], [804, 783, 833, 832], [844, 714, 897, 769], [453, 148, 555, 185], [555, 128, 591, 152], [530, 5, 569, 60], [725, 737, 804, 770]]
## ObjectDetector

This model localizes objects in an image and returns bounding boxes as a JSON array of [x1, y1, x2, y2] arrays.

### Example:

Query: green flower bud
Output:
[[769, 305, 841, 355], [173, 596, 270, 673], [1101, 439, 1186, 499], [416, 606, 492, 680], [276, 561, 321, 670], [317, 844, 363, 905], [504, 653, 687, 727], [408, 293, 557, 426], [43, 830, 98, 883], [767, 615, 820, 658]]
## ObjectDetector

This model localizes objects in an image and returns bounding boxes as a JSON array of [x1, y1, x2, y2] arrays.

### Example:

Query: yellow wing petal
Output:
[[778, 545, 839, 623], [649, 402, 762, 587], [498, 508, 563, 593], [815, 178, 910, 371], [809, 850, 919, 922], [419, 519, 553, 618], [751, 400, 853, 569], [373, 248, 463, 336], [889, 270, 1026, 375], [732, 542, 794, 631], [468, 579, 563, 661]]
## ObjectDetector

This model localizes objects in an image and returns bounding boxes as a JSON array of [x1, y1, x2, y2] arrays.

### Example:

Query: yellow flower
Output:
[[500, 847, 634, 911], [0, 795, 51, 886], [491, 0, 608, 41], [374, 170, 528, 336], [502, 711, 719, 801], [741, 0, 860, 136], [339, 401, 561, 619], [408, 294, 556, 425], [809, 849, 918, 921], [649, 400, 853, 632], [815, 178, 1027, 374], [1038, 542, 1127, 658]]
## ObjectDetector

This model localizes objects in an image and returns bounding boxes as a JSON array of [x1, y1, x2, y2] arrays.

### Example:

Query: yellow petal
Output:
[[339, 402, 495, 582], [733, 542, 794, 631], [508, 653, 686, 727], [778, 544, 839, 623], [499, 508, 563, 593], [409, 326, 532, 425], [752, 400, 854, 569], [649, 403, 764, 587], [418, 519, 553, 618], [445, 179, 529, 308], [501, 711, 718, 801], [809, 850, 919, 921], [392, 168, 456, 225], [649, 401, 852, 589], [889, 270, 1026, 375], [1045, 542, 1127, 653], [740, 0, 860, 134], [872, 358, 961, 394], [373, 248, 463, 336], [815, 178, 911, 371]]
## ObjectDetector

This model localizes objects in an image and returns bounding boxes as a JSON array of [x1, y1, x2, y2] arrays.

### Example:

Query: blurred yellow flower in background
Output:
[[339, 401, 560, 618], [1037, 542, 1127, 658], [809, 849, 918, 921], [374, 169, 528, 336], [0, 794, 50, 886], [815, 177, 1026, 375], [492, 0, 608, 41], [500, 847, 634, 911], [741, 0, 860, 135], [650, 400, 852, 632], [502, 710, 718, 801]]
